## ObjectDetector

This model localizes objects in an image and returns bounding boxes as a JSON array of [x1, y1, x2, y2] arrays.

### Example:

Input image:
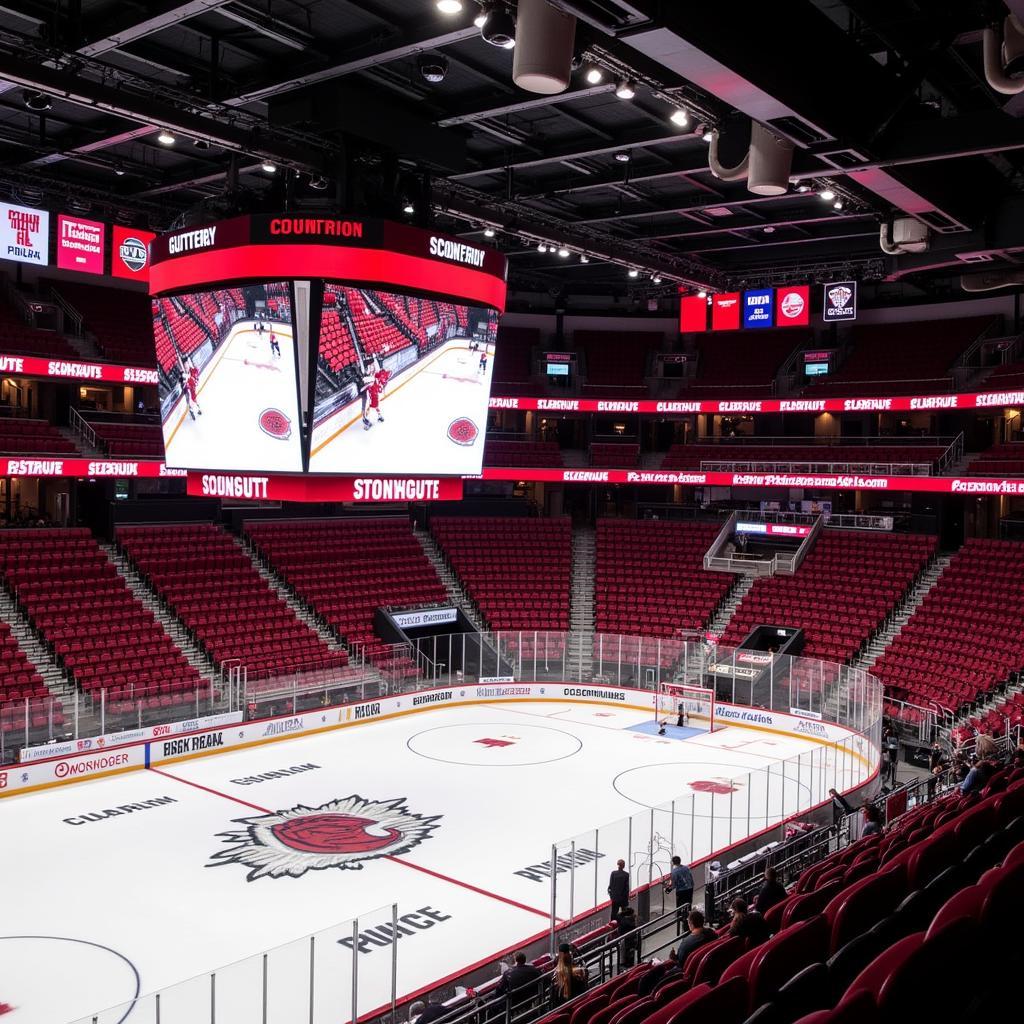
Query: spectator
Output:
[[829, 787, 854, 824], [616, 905, 640, 967], [496, 952, 541, 998], [928, 740, 946, 798], [960, 758, 995, 797], [975, 733, 998, 760], [674, 909, 717, 965], [728, 898, 770, 943], [551, 949, 588, 1007], [883, 725, 899, 786], [665, 855, 694, 933], [636, 949, 677, 998], [415, 1003, 449, 1024], [409, 1001, 425, 1023], [861, 803, 883, 837], [753, 867, 787, 915], [607, 858, 630, 921], [1013, 742, 1024, 769]]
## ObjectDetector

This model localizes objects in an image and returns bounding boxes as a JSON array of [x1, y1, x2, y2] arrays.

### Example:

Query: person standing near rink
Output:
[[607, 858, 630, 920], [665, 855, 694, 933]]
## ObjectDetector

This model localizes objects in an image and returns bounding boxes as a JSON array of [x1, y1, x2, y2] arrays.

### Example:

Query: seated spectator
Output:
[[674, 909, 717, 964], [616, 905, 640, 967], [551, 948, 588, 1006], [861, 803, 883, 836], [975, 733, 998, 759], [1013, 742, 1024, 769], [753, 867, 787, 915], [960, 758, 996, 797], [413, 1002, 449, 1024], [636, 949, 677, 998], [496, 951, 541, 997], [728, 898, 770, 943]]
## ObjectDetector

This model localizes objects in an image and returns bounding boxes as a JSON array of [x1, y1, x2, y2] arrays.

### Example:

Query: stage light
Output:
[[613, 150, 630, 162], [796, 183, 811, 193], [580, 254, 589, 263], [156, 131, 176, 145], [558, 246, 570, 257], [698, 289, 707, 298], [701, 129, 713, 143], [628, 268, 639, 278], [22, 90, 51, 112], [833, 198, 844, 210], [403, 202, 415, 214], [763, 226, 775, 234], [113, 163, 126, 177], [615, 79, 635, 100], [585, 66, 603, 84], [436, 0, 463, 14], [670, 108, 688, 127], [480, 6, 515, 48], [537, 242, 548, 253], [261, 162, 277, 173], [820, 188, 836, 201], [309, 175, 328, 190], [473, 4, 488, 27], [652, 275, 663, 284], [483, 227, 495, 237]]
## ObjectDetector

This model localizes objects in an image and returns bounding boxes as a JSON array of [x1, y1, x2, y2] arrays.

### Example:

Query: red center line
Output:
[[149, 765, 550, 919]]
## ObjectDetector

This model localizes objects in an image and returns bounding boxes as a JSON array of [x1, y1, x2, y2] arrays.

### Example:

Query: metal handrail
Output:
[[46, 285, 84, 337], [68, 406, 96, 449]]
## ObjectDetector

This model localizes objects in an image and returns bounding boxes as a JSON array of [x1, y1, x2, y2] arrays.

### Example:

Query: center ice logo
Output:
[[258, 407, 292, 440], [208, 796, 441, 880], [447, 417, 479, 447]]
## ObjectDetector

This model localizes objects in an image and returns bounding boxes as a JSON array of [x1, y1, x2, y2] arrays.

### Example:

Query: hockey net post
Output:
[[655, 683, 720, 732]]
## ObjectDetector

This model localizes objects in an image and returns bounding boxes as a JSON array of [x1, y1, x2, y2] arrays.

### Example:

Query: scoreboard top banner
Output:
[[148, 214, 508, 312]]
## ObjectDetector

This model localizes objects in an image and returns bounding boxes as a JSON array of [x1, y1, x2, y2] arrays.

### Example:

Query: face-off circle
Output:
[[407, 722, 582, 766], [447, 417, 479, 446], [258, 407, 292, 440]]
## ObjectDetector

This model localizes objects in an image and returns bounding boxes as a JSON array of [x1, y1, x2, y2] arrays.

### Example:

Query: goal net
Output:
[[654, 683, 720, 732]]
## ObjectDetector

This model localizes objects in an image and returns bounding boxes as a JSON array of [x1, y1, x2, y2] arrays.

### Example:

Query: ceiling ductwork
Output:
[[513, 0, 577, 95], [708, 121, 794, 196], [983, 13, 1024, 95], [961, 268, 1024, 291], [879, 217, 930, 255]]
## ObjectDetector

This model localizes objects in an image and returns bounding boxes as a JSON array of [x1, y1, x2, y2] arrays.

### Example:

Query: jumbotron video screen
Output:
[[154, 282, 304, 473], [308, 283, 499, 475]]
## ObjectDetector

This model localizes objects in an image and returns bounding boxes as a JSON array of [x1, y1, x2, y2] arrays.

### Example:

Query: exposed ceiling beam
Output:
[[223, 21, 480, 106], [632, 212, 875, 242], [133, 161, 263, 197], [77, 1, 234, 57], [687, 229, 880, 255], [437, 83, 617, 128], [213, 3, 315, 51], [21, 124, 156, 168]]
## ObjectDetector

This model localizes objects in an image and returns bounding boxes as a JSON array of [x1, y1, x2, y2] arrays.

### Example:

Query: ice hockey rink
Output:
[[161, 320, 303, 474], [309, 339, 493, 476], [0, 698, 867, 1024]]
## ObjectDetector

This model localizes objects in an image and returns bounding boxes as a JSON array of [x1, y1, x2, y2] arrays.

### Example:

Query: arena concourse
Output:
[[0, 2, 1023, 1023]]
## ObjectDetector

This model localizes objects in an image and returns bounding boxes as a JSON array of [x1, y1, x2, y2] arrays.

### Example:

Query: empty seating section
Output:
[[594, 521, 732, 664], [690, 330, 804, 396], [484, 439, 562, 467], [51, 280, 154, 365], [119, 524, 348, 680], [0, 417, 77, 454], [967, 442, 1024, 475], [806, 317, 994, 395], [980, 359, 1024, 391], [431, 517, 570, 650], [318, 306, 360, 374], [873, 539, 1024, 718], [0, 528, 202, 710], [531, 773, 1024, 1024], [0, 619, 56, 737], [0, 297, 79, 359], [347, 290, 409, 358], [88, 419, 165, 459], [660, 443, 945, 472], [577, 331, 652, 392], [591, 443, 640, 468], [721, 532, 936, 663], [158, 300, 209, 371], [492, 326, 538, 386], [244, 518, 447, 662]]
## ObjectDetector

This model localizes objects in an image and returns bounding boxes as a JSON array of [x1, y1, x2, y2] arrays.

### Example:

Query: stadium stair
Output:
[[568, 526, 596, 678], [706, 575, 757, 637], [0, 587, 77, 706], [233, 533, 350, 655], [103, 543, 221, 689], [411, 526, 486, 632]]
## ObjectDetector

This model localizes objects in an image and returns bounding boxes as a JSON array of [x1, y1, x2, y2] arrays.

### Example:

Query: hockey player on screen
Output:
[[269, 331, 281, 359], [183, 359, 202, 420], [478, 349, 488, 374], [360, 360, 391, 429]]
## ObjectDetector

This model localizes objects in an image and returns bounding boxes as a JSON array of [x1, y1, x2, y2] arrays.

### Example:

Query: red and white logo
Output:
[[776, 285, 809, 325], [447, 417, 479, 447], [258, 408, 292, 440], [209, 796, 441, 881]]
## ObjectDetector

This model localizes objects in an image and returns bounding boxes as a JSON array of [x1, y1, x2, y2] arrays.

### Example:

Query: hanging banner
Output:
[[679, 295, 709, 332], [0, 202, 49, 266], [823, 281, 857, 322], [711, 292, 741, 331], [57, 215, 105, 275], [776, 285, 810, 327], [111, 225, 156, 282]]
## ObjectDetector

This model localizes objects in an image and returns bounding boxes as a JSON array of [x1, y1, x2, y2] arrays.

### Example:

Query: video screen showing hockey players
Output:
[[309, 284, 499, 475], [154, 282, 303, 473]]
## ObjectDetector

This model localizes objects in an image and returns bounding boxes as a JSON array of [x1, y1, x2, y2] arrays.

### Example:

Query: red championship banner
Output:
[[711, 292, 741, 331], [187, 472, 464, 502], [0, 353, 158, 385], [679, 294, 709, 332]]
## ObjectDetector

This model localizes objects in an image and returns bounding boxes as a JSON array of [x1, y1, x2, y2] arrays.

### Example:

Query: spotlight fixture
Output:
[[473, 4, 488, 27], [156, 131, 176, 145], [819, 188, 836, 201], [652, 275, 663, 284], [558, 246, 570, 257], [436, 0, 463, 13], [113, 163, 126, 177], [483, 227, 495, 237], [795, 183, 811, 193], [615, 78, 635, 100], [701, 129, 714, 143], [261, 162, 277, 173], [192, 138, 211, 150], [309, 175, 329, 190], [580, 254, 590, 263], [628, 268, 639, 278], [22, 90, 51, 112], [763, 226, 776, 234], [670, 108, 689, 127], [613, 150, 630, 163], [833, 198, 844, 210], [403, 202, 415, 214], [697, 289, 707, 298], [480, 5, 515, 48], [585, 66, 603, 85], [537, 242, 548, 253], [418, 54, 449, 83]]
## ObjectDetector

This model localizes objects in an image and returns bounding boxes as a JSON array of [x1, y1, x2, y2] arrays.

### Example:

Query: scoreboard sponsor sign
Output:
[[112, 225, 156, 281], [0, 353, 157, 384], [0, 202, 49, 266]]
